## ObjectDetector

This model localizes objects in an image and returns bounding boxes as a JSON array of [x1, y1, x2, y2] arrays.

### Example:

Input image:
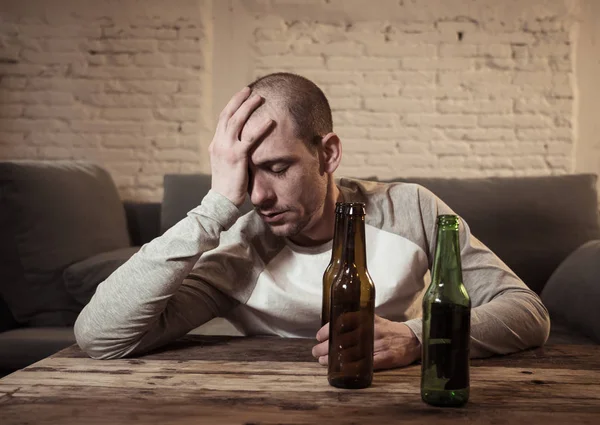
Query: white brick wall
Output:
[[0, 0, 211, 201], [251, 0, 577, 180], [0, 0, 594, 202]]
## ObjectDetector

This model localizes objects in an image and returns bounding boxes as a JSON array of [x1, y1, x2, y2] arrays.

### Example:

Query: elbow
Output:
[[74, 313, 136, 360]]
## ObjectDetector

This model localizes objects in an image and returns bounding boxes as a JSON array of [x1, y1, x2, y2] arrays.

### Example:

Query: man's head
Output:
[[240, 73, 342, 244]]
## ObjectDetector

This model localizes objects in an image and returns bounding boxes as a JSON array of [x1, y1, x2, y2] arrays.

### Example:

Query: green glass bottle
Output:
[[328, 202, 375, 389], [322, 202, 347, 327], [421, 215, 471, 407]]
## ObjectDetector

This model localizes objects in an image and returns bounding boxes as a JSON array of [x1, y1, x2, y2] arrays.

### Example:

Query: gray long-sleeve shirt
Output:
[[74, 178, 550, 359]]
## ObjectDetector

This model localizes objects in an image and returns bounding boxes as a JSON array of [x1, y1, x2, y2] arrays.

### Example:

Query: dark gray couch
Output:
[[1, 160, 599, 376]]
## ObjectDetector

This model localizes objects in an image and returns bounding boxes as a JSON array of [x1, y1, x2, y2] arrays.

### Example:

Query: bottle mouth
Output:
[[437, 214, 459, 228], [337, 202, 366, 216]]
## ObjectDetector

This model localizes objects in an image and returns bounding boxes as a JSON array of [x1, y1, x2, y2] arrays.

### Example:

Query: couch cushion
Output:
[[161, 174, 253, 233], [382, 174, 600, 294], [541, 240, 600, 343], [64, 246, 140, 305], [0, 160, 131, 326], [0, 327, 75, 371]]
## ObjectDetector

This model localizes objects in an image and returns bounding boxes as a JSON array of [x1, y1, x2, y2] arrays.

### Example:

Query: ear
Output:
[[318, 132, 342, 174]]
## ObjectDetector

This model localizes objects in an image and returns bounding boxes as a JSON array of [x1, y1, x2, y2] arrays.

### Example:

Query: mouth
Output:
[[258, 210, 288, 224]]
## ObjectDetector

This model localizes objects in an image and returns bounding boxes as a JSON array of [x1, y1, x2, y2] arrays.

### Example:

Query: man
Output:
[[75, 72, 550, 370]]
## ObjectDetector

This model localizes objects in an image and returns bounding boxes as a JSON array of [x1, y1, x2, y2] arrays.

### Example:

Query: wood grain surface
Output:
[[1, 336, 599, 424]]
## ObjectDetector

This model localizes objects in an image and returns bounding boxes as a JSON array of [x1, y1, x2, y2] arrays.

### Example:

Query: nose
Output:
[[249, 172, 275, 207]]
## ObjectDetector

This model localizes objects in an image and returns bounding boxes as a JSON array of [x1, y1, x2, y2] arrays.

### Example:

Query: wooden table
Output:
[[1, 336, 599, 424]]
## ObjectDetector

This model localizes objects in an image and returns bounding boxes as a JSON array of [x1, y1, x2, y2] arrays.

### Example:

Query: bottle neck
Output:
[[331, 211, 345, 262], [341, 214, 367, 271], [431, 223, 463, 286]]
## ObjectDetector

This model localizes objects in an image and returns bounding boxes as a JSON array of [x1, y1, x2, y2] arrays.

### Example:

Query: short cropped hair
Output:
[[248, 72, 333, 150]]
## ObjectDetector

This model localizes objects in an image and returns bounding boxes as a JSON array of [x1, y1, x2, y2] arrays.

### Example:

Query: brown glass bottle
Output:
[[321, 202, 347, 327], [328, 202, 375, 389]]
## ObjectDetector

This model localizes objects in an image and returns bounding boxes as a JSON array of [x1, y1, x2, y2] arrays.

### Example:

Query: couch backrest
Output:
[[162, 173, 600, 295], [383, 174, 600, 294]]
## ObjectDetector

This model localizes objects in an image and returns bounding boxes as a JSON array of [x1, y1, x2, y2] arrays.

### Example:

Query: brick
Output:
[[327, 57, 398, 71], [106, 80, 179, 94], [430, 141, 471, 155], [547, 142, 573, 155], [43, 39, 83, 52], [134, 53, 168, 67], [445, 129, 515, 141], [36, 133, 102, 147], [0, 90, 74, 105], [0, 132, 25, 144], [102, 108, 154, 121], [158, 40, 203, 53], [365, 43, 437, 57], [37, 146, 72, 159], [516, 142, 547, 155], [155, 108, 199, 122], [530, 43, 570, 58], [511, 155, 547, 169], [517, 128, 572, 141], [472, 142, 519, 156], [404, 114, 477, 128], [436, 21, 480, 34], [88, 40, 157, 53], [364, 97, 435, 113], [254, 28, 287, 42], [77, 93, 171, 107], [152, 135, 181, 149], [300, 71, 363, 85], [0, 118, 68, 132], [178, 80, 203, 93], [515, 59, 549, 72], [337, 154, 366, 167], [334, 111, 397, 126], [108, 54, 134, 66], [479, 115, 516, 128], [0, 77, 27, 89], [256, 42, 291, 55], [154, 148, 197, 161], [21, 50, 83, 64], [293, 41, 364, 56], [145, 122, 183, 135], [438, 156, 467, 169], [387, 32, 446, 43], [323, 84, 362, 97], [103, 135, 149, 148], [364, 71, 435, 85], [0, 105, 23, 118], [515, 98, 572, 114], [514, 114, 552, 128], [396, 141, 429, 154], [0, 144, 40, 158], [467, 32, 536, 45], [548, 57, 572, 72], [70, 120, 141, 134], [401, 86, 470, 100], [24, 105, 89, 119], [18, 24, 101, 38], [353, 83, 402, 96], [344, 138, 396, 154], [480, 156, 514, 168], [29, 78, 104, 92], [478, 44, 512, 58], [102, 27, 178, 40], [513, 72, 553, 86], [439, 71, 512, 86], [172, 94, 202, 107], [438, 99, 512, 114], [171, 53, 204, 68], [368, 127, 445, 142], [0, 63, 45, 76], [257, 55, 325, 69], [439, 44, 477, 58], [179, 27, 206, 39], [329, 96, 362, 110], [402, 58, 473, 71]]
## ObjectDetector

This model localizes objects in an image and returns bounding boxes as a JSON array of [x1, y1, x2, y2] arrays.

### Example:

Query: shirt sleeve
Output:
[[403, 185, 551, 358], [74, 190, 241, 360]]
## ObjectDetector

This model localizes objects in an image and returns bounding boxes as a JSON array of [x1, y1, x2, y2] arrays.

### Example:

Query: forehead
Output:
[[243, 101, 307, 164]]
